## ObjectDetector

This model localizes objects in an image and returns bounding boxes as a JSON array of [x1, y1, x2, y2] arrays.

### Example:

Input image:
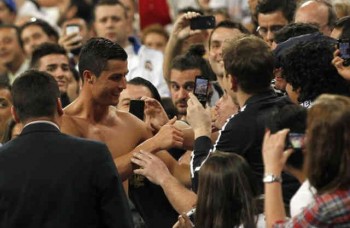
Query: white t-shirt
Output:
[[290, 180, 316, 217], [125, 45, 170, 97]]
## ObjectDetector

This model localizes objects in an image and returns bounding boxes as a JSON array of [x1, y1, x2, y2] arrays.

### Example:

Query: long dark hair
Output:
[[195, 152, 259, 228]]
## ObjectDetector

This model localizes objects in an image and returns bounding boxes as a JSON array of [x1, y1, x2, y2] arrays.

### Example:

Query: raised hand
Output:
[[153, 117, 184, 149], [332, 49, 350, 81], [143, 97, 169, 133], [132, 150, 171, 186], [186, 93, 211, 138]]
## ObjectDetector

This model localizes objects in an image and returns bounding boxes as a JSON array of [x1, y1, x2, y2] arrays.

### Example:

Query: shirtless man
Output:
[[61, 38, 186, 182]]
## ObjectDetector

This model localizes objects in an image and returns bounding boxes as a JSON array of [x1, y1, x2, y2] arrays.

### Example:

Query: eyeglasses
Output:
[[256, 25, 285, 37]]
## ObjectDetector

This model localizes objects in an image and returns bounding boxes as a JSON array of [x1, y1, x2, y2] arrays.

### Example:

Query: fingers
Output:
[[334, 49, 340, 58], [283, 148, 294, 161], [183, 11, 201, 20], [167, 116, 177, 125]]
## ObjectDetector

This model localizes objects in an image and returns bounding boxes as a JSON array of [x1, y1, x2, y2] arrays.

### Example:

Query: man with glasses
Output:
[[295, 0, 337, 36], [256, 0, 296, 47]]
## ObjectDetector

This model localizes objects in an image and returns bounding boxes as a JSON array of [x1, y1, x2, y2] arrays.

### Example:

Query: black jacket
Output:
[[0, 122, 133, 228]]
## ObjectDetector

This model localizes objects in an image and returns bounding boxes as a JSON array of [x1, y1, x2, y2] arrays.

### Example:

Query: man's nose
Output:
[[178, 87, 189, 99]]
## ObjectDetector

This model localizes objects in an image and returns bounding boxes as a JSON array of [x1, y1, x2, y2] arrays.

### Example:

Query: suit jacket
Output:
[[0, 122, 133, 228]]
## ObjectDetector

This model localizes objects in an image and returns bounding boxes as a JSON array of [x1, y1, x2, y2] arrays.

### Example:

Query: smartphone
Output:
[[193, 76, 209, 107], [129, 100, 145, 120], [186, 208, 196, 224], [338, 39, 350, 66], [66, 24, 80, 35], [190, 16, 216, 30], [285, 133, 304, 150]]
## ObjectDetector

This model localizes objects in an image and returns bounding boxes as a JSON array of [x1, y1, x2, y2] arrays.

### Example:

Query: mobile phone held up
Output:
[[285, 132, 304, 150], [66, 24, 80, 35], [193, 76, 209, 107], [338, 39, 350, 66], [129, 100, 145, 120], [190, 16, 216, 30]]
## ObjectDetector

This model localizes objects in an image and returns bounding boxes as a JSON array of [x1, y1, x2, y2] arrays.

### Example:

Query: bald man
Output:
[[294, 0, 337, 36]]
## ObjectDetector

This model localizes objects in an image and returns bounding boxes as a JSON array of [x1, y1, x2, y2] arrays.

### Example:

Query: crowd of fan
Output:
[[0, 0, 350, 227]]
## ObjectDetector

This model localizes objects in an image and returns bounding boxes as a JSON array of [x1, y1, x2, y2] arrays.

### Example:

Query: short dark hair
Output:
[[93, 0, 127, 20], [30, 43, 67, 69], [256, 0, 297, 22], [19, 18, 59, 48], [170, 44, 215, 81], [274, 23, 319, 44], [268, 104, 307, 169], [79, 37, 127, 80], [0, 81, 11, 92], [334, 16, 350, 39], [282, 37, 350, 102], [209, 20, 250, 48], [128, 77, 161, 103], [66, 0, 93, 25], [11, 70, 60, 122], [223, 35, 274, 94]]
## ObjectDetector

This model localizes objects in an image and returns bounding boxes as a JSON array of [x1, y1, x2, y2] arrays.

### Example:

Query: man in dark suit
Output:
[[0, 70, 133, 228]]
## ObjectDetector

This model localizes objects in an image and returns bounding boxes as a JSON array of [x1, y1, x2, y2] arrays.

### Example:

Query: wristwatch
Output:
[[263, 174, 282, 183]]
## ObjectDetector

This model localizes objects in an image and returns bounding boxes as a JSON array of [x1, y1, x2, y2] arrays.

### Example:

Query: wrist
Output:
[[263, 173, 282, 183], [194, 127, 211, 138], [159, 171, 173, 186]]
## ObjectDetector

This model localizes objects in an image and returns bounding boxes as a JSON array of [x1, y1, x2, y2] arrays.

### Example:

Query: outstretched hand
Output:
[[153, 117, 184, 150], [58, 32, 83, 53], [143, 97, 169, 133], [132, 150, 171, 186], [172, 12, 202, 41]]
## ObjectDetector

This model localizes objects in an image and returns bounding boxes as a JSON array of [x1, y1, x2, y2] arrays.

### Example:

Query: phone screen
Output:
[[193, 76, 209, 107], [129, 100, 145, 120], [190, 16, 216, 30], [66, 24, 80, 35], [339, 41, 350, 59], [285, 133, 304, 150]]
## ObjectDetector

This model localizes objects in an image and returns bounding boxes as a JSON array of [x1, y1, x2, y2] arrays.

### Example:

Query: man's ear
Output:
[[83, 70, 95, 84], [56, 98, 64, 116], [11, 106, 20, 123]]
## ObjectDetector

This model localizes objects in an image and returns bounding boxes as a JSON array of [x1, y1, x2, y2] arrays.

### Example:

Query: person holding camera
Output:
[[263, 94, 350, 227]]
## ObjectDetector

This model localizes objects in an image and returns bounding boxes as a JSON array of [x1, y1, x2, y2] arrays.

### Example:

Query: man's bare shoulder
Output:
[[61, 114, 85, 137], [61, 103, 87, 137], [114, 108, 151, 134]]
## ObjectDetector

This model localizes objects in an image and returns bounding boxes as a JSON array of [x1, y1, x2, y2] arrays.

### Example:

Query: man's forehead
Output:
[[39, 54, 69, 65], [0, 27, 16, 36], [212, 28, 242, 40], [258, 10, 289, 26], [95, 4, 126, 17]]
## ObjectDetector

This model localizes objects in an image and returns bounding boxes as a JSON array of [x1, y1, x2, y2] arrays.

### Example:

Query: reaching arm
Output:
[[262, 129, 293, 227], [163, 12, 201, 83], [115, 117, 184, 181], [132, 150, 197, 213]]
